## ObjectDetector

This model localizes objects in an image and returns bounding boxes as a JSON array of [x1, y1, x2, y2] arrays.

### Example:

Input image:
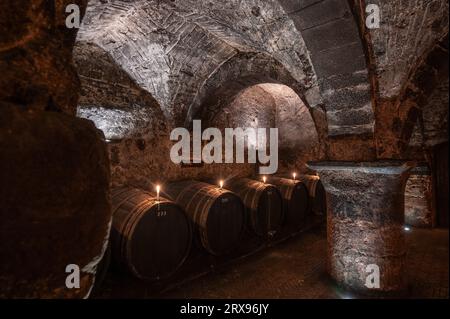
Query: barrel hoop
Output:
[[111, 187, 144, 214], [117, 196, 157, 278], [114, 192, 153, 265], [178, 183, 220, 251], [125, 200, 156, 278], [179, 184, 207, 227]]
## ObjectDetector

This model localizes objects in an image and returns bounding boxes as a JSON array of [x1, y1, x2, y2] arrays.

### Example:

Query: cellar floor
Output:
[[94, 226, 449, 299]]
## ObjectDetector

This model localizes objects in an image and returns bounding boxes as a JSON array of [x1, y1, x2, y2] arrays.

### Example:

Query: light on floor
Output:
[[404, 226, 412, 232]]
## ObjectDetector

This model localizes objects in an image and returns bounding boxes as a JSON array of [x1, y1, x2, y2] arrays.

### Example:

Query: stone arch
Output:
[[399, 34, 449, 150], [258, 83, 323, 167], [190, 53, 323, 172], [188, 52, 325, 150], [188, 53, 309, 123], [376, 34, 449, 158], [278, 0, 374, 137], [73, 41, 167, 140], [78, 0, 374, 140], [73, 40, 170, 189]]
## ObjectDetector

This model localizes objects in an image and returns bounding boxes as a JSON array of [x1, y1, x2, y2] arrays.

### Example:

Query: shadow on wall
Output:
[[74, 41, 168, 140], [376, 33, 449, 159]]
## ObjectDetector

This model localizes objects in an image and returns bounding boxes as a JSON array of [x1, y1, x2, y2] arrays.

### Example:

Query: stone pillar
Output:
[[404, 166, 433, 228], [307, 161, 413, 296]]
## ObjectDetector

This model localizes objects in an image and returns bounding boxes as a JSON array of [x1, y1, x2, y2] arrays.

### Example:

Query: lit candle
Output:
[[262, 176, 267, 184], [219, 180, 224, 189], [156, 185, 161, 202], [292, 172, 297, 181]]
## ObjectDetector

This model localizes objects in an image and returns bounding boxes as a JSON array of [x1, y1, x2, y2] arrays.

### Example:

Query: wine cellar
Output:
[[0, 0, 448, 300]]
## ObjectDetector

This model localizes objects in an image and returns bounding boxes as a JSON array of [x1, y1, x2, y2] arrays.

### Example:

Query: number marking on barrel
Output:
[[157, 210, 167, 217]]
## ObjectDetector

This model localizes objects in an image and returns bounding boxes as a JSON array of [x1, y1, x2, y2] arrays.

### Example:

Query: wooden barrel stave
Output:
[[267, 176, 309, 231], [110, 187, 192, 281], [165, 181, 245, 256], [298, 175, 327, 215], [225, 178, 283, 238]]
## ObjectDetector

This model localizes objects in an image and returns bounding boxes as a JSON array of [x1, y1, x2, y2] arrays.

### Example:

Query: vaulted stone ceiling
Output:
[[75, 0, 374, 138], [366, 0, 448, 99]]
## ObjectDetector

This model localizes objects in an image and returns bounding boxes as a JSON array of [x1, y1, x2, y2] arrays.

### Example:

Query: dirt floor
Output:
[[94, 226, 449, 299]]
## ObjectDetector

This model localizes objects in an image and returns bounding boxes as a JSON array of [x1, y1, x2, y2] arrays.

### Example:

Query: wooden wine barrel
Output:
[[165, 181, 245, 256], [111, 187, 192, 281], [225, 178, 283, 238], [267, 176, 309, 231], [299, 175, 327, 215]]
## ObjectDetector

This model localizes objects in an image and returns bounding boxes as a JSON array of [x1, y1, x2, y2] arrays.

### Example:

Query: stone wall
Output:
[[74, 0, 449, 189], [0, 0, 112, 298], [76, 43, 325, 188], [78, 0, 319, 125], [409, 78, 449, 148], [404, 169, 434, 228], [77, 0, 381, 150], [350, 0, 449, 158], [74, 41, 167, 140], [74, 39, 256, 188], [279, 0, 374, 137]]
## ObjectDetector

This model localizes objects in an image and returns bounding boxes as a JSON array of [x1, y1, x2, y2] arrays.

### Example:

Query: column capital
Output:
[[307, 161, 415, 175]]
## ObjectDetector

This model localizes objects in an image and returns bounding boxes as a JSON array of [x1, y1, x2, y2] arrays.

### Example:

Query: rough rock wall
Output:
[[74, 0, 449, 190], [261, 83, 324, 168], [279, 0, 374, 137], [0, 106, 111, 298], [74, 41, 168, 140], [404, 170, 433, 228], [77, 0, 318, 124], [0, 0, 88, 114], [108, 137, 256, 190], [365, 0, 448, 99], [409, 78, 449, 148], [77, 0, 380, 142], [207, 83, 323, 173], [351, 0, 449, 158], [377, 35, 448, 159], [74, 38, 255, 188], [74, 0, 331, 186], [0, 0, 112, 298], [208, 86, 277, 130]]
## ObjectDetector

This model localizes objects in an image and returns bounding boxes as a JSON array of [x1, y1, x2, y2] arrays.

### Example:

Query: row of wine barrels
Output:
[[110, 187, 192, 281], [298, 175, 327, 215], [266, 176, 309, 231], [164, 181, 245, 256], [225, 178, 283, 238], [109, 177, 323, 281]]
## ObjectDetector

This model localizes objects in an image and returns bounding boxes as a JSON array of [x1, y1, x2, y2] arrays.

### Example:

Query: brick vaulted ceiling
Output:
[[76, 0, 374, 137]]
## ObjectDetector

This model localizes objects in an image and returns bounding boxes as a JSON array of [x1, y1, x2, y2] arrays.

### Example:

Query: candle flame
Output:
[[292, 172, 297, 180], [262, 176, 267, 184], [219, 180, 224, 189], [156, 185, 161, 201]]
